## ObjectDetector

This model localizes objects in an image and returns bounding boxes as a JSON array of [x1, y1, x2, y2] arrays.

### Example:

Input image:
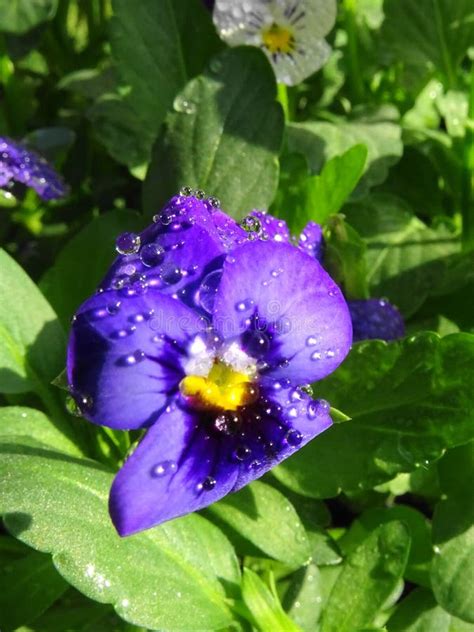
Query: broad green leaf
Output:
[[0, 0, 57, 34], [274, 333, 474, 498], [0, 550, 68, 631], [387, 587, 452, 631], [94, 0, 221, 169], [88, 96, 155, 174], [431, 442, 474, 624], [40, 210, 142, 328], [282, 563, 323, 631], [206, 480, 311, 568], [323, 214, 369, 299], [438, 442, 474, 501], [143, 47, 284, 220], [321, 522, 410, 632], [0, 249, 65, 394], [16, 588, 127, 632], [382, 0, 474, 84], [0, 407, 82, 457], [287, 112, 402, 194], [0, 439, 239, 631], [242, 569, 301, 632], [338, 506, 432, 586], [271, 145, 367, 233], [431, 497, 474, 623], [345, 194, 471, 316]]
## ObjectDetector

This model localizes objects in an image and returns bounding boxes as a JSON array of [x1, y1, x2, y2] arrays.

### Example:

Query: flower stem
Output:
[[462, 62, 474, 251], [343, 0, 365, 104], [277, 83, 290, 122]]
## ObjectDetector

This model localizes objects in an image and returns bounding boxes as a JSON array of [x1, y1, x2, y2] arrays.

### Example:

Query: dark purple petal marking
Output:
[[348, 298, 405, 342], [213, 240, 352, 384], [109, 386, 332, 535], [0, 136, 68, 200], [67, 288, 207, 429]]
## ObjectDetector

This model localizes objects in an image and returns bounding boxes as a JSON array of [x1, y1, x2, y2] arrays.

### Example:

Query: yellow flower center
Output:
[[179, 361, 259, 411], [262, 23, 295, 55]]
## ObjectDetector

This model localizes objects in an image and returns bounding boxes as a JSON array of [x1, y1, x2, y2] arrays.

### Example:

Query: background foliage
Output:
[[0, 0, 473, 630]]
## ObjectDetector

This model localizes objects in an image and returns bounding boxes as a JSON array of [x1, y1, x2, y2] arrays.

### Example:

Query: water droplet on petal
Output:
[[234, 445, 252, 462], [299, 384, 313, 397], [115, 232, 141, 255], [306, 336, 318, 346], [160, 264, 183, 285], [235, 298, 254, 312], [286, 429, 303, 446], [140, 243, 165, 267], [106, 301, 121, 315], [214, 411, 242, 435], [240, 215, 262, 237], [311, 351, 322, 360], [180, 186, 194, 196], [207, 196, 221, 208], [119, 350, 145, 366], [202, 476, 216, 491], [196, 270, 223, 313], [151, 460, 177, 478], [195, 189, 206, 200]]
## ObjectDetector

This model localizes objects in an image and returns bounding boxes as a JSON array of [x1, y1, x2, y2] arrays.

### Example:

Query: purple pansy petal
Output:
[[109, 386, 332, 535], [348, 298, 405, 342], [100, 195, 253, 314], [251, 210, 291, 243], [67, 288, 206, 429], [299, 221, 324, 262], [109, 404, 240, 535], [213, 241, 352, 384], [0, 136, 68, 200]]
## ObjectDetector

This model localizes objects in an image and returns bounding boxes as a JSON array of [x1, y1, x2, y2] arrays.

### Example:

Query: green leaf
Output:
[[143, 47, 284, 220], [0, 407, 82, 457], [95, 0, 221, 169], [40, 210, 142, 328], [0, 549, 68, 631], [282, 563, 323, 631], [274, 333, 474, 498], [323, 214, 369, 299], [242, 569, 302, 632], [287, 112, 402, 194], [320, 522, 410, 632], [15, 588, 128, 632], [431, 496, 474, 623], [338, 505, 433, 586], [271, 145, 367, 233], [0, 249, 65, 394], [0, 439, 239, 631], [382, 0, 474, 85], [0, 0, 57, 34], [387, 587, 452, 631], [206, 480, 311, 568], [345, 194, 472, 316]]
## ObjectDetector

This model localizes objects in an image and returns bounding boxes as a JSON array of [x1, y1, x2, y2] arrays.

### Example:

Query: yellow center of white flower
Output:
[[261, 23, 295, 55], [179, 361, 259, 411]]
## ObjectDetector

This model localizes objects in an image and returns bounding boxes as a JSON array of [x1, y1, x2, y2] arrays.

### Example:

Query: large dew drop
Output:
[[196, 270, 223, 313], [115, 232, 141, 256]]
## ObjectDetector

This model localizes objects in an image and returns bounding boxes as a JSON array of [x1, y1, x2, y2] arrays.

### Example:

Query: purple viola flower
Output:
[[0, 136, 68, 200], [348, 298, 405, 342], [67, 192, 352, 536]]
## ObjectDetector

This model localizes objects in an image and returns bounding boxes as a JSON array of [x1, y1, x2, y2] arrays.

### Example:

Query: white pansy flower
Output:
[[213, 0, 337, 86]]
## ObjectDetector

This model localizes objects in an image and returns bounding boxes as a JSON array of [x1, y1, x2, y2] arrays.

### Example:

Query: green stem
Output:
[[277, 83, 290, 122], [461, 62, 474, 250], [343, 0, 364, 104]]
